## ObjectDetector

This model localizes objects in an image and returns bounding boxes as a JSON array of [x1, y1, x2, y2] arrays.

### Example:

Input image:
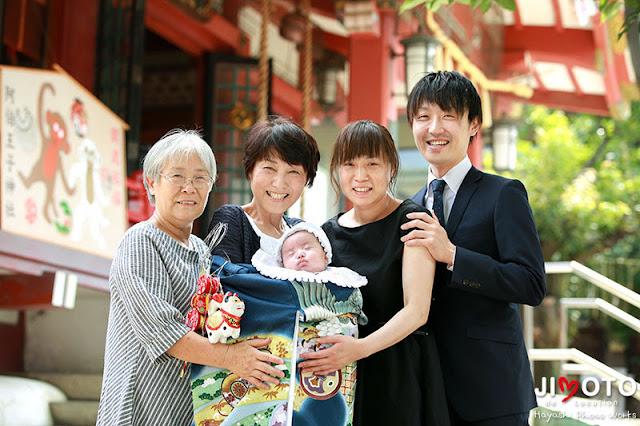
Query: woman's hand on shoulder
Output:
[[297, 335, 368, 376], [223, 338, 285, 390]]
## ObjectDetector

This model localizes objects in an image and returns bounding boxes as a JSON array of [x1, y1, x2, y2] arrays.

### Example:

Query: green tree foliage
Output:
[[484, 104, 640, 262], [400, 0, 515, 14], [399, 0, 639, 38]]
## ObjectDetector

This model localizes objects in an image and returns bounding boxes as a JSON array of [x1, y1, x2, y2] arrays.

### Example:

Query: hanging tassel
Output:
[[204, 222, 228, 254]]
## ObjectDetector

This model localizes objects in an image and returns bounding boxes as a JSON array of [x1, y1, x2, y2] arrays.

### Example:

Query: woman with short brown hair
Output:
[[208, 115, 320, 263]]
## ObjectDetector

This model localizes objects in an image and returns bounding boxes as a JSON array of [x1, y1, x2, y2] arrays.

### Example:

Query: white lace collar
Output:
[[251, 249, 367, 288]]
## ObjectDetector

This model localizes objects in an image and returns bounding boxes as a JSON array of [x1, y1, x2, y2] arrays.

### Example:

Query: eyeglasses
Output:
[[159, 173, 214, 189]]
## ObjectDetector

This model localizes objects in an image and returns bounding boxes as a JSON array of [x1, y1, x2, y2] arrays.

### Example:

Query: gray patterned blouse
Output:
[[97, 221, 209, 425]]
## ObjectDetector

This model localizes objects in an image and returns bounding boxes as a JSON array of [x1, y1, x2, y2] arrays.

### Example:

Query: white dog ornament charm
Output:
[[205, 291, 245, 344]]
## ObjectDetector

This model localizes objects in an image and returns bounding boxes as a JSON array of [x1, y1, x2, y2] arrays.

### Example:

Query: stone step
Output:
[[50, 400, 99, 426], [21, 373, 102, 401]]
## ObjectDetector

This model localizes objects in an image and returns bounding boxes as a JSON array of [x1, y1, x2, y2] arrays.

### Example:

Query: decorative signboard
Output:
[[0, 65, 129, 259]]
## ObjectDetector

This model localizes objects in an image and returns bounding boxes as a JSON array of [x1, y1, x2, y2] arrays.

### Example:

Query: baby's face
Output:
[[281, 231, 328, 273]]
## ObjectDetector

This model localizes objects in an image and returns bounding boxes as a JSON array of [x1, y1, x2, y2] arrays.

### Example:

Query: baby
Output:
[[252, 221, 367, 289], [277, 223, 332, 273]]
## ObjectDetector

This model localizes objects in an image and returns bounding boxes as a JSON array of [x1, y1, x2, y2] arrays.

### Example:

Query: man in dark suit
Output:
[[400, 71, 546, 425]]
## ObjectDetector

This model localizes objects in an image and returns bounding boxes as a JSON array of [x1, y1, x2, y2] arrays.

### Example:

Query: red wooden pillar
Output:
[[347, 10, 394, 126], [51, 0, 99, 91], [0, 312, 24, 372]]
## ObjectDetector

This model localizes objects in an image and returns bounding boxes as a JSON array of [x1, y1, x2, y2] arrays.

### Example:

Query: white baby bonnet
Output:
[[275, 222, 333, 265], [252, 222, 367, 288]]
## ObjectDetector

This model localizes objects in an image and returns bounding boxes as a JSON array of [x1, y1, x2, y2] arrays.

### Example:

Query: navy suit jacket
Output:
[[412, 166, 546, 422]]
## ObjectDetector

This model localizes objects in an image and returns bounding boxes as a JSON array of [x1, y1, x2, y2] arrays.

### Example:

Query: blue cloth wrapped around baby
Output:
[[190, 255, 365, 426]]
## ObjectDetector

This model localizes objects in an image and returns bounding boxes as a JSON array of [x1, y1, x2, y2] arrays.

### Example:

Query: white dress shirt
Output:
[[423, 156, 472, 269], [424, 156, 472, 224]]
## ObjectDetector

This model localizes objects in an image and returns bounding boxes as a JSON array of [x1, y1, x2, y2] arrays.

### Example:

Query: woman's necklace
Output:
[[269, 219, 286, 238], [243, 205, 286, 238], [254, 215, 285, 238]]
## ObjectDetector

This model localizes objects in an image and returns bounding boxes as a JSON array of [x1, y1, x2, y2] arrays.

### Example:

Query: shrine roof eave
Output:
[[146, 0, 240, 56], [0, 230, 111, 294], [499, 91, 611, 116]]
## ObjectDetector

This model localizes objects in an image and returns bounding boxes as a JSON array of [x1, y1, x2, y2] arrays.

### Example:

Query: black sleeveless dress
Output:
[[322, 199, 450, 426]]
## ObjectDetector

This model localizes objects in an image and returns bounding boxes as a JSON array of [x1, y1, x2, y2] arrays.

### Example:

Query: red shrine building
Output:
[[0, 0, 637, 422]]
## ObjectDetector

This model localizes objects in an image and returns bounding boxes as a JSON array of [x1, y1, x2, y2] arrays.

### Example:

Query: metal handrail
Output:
[[529, 348, 640, 400], [525, 261, 640, 350], [524, 261, 640, 381], [543, 261, 640, 308], [559, 297, 640, 348], [568, 261, 640, 309]]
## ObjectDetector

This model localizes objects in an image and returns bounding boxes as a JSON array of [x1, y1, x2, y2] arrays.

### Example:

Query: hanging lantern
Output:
[[400, 35, 440, 97], [315, 55, 345, 106], [492, 121, 518, 171], [280, 9, 306, 45]]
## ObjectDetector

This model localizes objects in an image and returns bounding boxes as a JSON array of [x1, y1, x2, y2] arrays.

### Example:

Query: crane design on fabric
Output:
[[430, 179, 446, 227]]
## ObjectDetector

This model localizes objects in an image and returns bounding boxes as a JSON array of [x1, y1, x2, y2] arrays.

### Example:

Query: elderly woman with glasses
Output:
[[97, 129, 284, 426]]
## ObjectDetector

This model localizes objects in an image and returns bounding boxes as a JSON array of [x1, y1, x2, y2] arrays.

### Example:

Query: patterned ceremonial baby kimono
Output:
[[190, 255, 367, 426]]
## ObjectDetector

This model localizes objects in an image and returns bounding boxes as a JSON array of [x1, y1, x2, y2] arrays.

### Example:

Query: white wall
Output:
[[287, 119, 343, 224], [289, 167, 337, 225], [24, 287, 109, 373]]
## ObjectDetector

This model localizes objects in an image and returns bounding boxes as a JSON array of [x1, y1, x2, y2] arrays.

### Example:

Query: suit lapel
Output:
[[412, 183, 428, 207], [446, 166, 482, 238]]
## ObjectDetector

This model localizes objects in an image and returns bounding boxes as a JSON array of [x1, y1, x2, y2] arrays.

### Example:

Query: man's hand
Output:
[[400, 211, 456, 266], [223, 338, 285, 390]]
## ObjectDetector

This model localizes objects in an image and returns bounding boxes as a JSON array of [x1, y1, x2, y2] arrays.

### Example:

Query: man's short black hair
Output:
[[406, 70, 483, 127]]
